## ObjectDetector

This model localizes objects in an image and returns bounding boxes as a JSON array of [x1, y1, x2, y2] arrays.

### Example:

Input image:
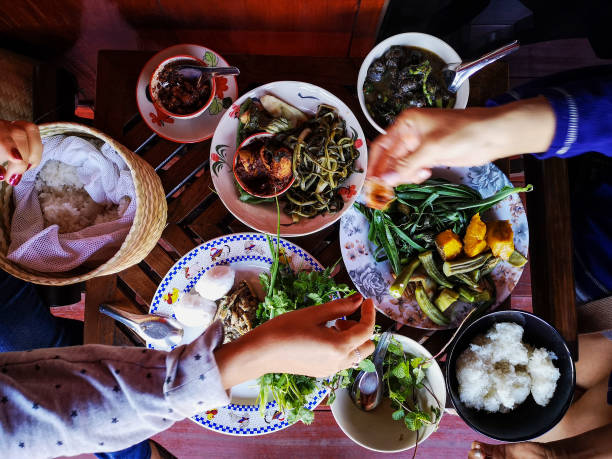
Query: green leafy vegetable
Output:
[[256, 222, 354, 424], [356, 179, 533, 273], [358, 358, 376, 373]]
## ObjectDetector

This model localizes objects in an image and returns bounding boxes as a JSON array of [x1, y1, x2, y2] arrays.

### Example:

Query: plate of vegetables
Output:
[[340, 163, 532, 329], [210, 81, 367, 236], [149, 232, 355, 435]]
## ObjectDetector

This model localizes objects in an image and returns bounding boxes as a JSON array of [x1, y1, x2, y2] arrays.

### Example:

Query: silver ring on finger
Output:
[[352, 348, 362, 369]]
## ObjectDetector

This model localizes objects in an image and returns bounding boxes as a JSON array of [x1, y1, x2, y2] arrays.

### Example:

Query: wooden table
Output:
[[88, 50, 579, 356], [82, 50, 579, 452], [87, 51, 515, 351]]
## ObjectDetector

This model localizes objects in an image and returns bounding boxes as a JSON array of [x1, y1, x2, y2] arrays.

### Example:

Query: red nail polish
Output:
[[10, 148, 22, 161], [26, 163, 32, 171], [8, 174, 21, 186], [0, 166, 5, 181]]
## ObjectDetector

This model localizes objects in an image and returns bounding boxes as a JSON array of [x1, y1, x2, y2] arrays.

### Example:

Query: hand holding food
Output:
[[0, 119, 42, 185], [215, 294, 375, 387], [366, 96, 556, 188]]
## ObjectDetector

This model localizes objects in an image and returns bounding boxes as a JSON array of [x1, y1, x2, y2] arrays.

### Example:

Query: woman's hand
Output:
[[367, 96, 556, 187], [0, 120, 42, 186], [215, 293, 376, 389]]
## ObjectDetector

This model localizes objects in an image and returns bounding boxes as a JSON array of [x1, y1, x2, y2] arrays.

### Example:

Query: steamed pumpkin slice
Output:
[[435, 229, 463, 261], [464, 213, 488, 257], [486, 220, 514, 260]]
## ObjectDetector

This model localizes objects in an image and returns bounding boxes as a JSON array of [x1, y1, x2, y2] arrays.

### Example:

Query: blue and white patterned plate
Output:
[[149, 233, 329, 435], [340, 164, 529, 330]]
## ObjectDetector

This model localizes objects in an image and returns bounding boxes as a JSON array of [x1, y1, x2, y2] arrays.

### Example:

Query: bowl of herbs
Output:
[[329, 333, 445, 453]]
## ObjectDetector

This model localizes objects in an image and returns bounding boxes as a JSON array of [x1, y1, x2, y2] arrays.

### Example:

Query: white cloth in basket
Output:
[[7, 135, 136, 272]]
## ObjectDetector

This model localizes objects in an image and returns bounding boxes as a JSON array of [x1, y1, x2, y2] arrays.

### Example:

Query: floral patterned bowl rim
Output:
[[340, 163, 529, 330], [136, 44, 238, 144], [148, 232, 329, 436], [209, 81, 368, 236]]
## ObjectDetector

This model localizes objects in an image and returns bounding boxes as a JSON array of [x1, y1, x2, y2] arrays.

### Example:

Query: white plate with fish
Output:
[[149, 232, 329, 435], [210, 81, 367, 236], [340, 163, 529, 330]]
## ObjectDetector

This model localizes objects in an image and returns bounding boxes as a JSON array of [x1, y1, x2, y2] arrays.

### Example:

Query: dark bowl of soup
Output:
[[150, 55, 216, 119], [358, 33, 469, 133]]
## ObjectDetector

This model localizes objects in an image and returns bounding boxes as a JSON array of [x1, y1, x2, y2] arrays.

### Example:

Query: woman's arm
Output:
[[368, 69, 612, 185], [0, 295, 374, 458]]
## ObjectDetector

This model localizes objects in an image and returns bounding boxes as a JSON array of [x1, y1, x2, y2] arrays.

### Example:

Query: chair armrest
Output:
[[524, 155, 578, 359]]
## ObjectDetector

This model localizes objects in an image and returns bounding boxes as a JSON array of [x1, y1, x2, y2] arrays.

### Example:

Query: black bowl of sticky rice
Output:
[[446, 310, 575, 441]]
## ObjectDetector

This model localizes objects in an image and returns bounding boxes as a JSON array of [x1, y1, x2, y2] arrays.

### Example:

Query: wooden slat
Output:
[[524, 156, 577, 358], [159, 141, 210, 196], [118, 264, 158, 305], [84, 275, 119, 345], [167, 169, 214, 224], [95, 51, 151, 138], [161, 223, 197, 257], [187, 198, 230, 242], [142, 138, 186, 170], [349, 0, 387, 57], [143, 244, 176, 279], [467, 62, 509, 107], [121, 119, 156, 152]]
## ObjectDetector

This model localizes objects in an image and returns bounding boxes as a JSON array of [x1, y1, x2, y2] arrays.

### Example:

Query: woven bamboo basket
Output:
[[0, 122, 167, 285]]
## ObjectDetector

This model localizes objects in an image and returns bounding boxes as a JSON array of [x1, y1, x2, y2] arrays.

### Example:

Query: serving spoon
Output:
[[443, 40, 519, 93], [99, 304, 184, 348], [350, 328, 393, 411], [175, 65, 240, 80]]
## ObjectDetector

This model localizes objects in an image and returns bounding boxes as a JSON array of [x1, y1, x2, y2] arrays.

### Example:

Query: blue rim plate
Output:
[[149, 232, 329, 436], [340, 163, 529, 330]]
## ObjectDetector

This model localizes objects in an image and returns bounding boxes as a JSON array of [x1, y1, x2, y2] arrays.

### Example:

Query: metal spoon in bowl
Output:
[[99, 304, 184, 349], [350, 328, 393, 411], [176, 65, 240, 80], [443, 40, 519, 93]]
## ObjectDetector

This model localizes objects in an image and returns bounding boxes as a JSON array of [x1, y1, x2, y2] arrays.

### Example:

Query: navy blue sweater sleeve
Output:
[[487, 66, 612, 158]]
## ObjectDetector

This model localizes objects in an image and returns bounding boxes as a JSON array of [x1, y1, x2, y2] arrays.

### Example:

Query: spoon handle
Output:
[[450, 40, 519, 91], [372, 330, 392, 369], [208, 66, 240, 76], [99, 304, 145, 334]]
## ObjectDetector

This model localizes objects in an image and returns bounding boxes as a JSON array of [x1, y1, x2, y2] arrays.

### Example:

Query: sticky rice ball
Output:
[[173, 291, 217, 328], [194, 265, 235, 301]]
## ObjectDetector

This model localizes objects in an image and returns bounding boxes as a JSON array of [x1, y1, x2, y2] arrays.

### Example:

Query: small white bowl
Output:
[[330, 333, 446, 453], [357, 32, 470, 134]]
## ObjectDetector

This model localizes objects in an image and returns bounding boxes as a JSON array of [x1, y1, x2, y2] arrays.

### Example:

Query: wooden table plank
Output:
[[143, 245, 177, 280], [167, 170, 215, 224], [159, 142, 210, 197], [524, 156, 577, 358], [161, 224, 197, 257], [118, 264, 159, 306], [187, 198, 230, 242], [142, 138, 186, 170]]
